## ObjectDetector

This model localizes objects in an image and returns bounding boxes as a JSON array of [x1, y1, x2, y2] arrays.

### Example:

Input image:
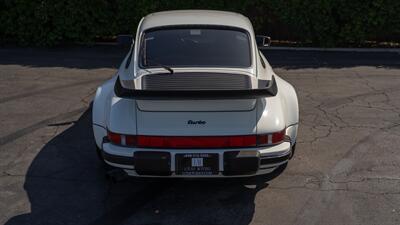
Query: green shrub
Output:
[[0, 0, 399, 46]]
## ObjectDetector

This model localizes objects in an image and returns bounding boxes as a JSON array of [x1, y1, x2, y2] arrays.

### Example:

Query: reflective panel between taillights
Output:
[[106, 129, 286, 148]]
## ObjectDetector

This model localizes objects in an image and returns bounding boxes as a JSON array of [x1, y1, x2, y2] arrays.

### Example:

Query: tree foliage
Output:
[[0, 0, 399, 46]]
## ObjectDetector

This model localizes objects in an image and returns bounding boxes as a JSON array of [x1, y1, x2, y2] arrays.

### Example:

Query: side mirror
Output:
[[117, 35, 134, 46], [256, 35, 271, 47]]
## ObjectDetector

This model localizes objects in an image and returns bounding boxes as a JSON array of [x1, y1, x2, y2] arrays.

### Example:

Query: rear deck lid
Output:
[[132, 72, 264, 136], [136, 106, 257, 136]]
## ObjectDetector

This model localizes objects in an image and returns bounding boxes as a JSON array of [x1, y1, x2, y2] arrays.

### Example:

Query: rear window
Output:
[[140, 27, 251, 68]]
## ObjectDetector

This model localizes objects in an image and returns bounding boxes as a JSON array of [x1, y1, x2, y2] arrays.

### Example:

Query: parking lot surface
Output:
[[0, 47, 400, 225]]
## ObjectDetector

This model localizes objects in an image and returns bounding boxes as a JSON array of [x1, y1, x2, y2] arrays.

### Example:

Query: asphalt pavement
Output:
[[0, 46, 400, 225]]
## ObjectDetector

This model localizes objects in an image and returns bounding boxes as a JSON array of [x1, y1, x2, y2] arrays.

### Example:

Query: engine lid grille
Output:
[[141, 72, 252, 90]]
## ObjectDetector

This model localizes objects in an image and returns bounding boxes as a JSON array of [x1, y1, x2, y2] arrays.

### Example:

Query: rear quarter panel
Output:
[[256, 75, 299, 142]]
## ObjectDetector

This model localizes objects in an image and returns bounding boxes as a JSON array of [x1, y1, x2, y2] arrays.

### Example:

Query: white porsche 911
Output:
[[92, 10, 299, 178]]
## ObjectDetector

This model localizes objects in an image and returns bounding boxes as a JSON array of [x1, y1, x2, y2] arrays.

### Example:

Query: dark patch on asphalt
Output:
[[0, 79, 102, 104], [0, 107, 87, 146], [0, 46, 128, 69], [47, 121, 76, 127]]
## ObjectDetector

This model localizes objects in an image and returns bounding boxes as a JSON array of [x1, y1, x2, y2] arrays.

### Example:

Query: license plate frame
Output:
[[175, 153, 219, 175]]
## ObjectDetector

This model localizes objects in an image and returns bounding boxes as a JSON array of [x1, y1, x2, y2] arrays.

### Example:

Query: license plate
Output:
[[175, 153, 219, 175]]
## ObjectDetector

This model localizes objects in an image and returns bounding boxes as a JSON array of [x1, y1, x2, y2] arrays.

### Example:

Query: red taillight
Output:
[[257, 129, 286, 146], [126, 135, 137, 146], [272, 129, 286, 143], [257, 134, 269, 145], [107, 130, 121, 145], [107, 130, 136, 146], [106, 129, 286, 148], [137, 135, 257, 148]]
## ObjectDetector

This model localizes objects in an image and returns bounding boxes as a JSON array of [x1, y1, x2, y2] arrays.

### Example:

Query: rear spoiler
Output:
[[114, 75, 278, 100]]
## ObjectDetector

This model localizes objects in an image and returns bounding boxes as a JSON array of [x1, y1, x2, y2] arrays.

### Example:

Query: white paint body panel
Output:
[[136, 110, 257, 136], [92, 10, 299, 177]]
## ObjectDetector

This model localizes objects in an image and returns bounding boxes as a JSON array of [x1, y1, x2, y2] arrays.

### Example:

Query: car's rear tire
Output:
[[96, 145, 104, 160], [95, 146, 113, 170], [289, 143, 296, 159], [277, 162, 288, 170]]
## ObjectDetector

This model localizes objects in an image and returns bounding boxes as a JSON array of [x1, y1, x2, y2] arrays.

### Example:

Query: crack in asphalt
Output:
[[269, 183, 400, 196], [275, 172, 400, 195], [290, 70, 400, 225], [298, 79, 400, 146]]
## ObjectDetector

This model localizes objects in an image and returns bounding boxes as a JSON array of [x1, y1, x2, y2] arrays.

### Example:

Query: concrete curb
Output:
[[262, 46, 400, 53]]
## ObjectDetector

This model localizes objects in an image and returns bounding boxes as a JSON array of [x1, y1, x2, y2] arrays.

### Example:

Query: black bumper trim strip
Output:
[[102, 151, 134, 165], [260, 154, 290, 165]]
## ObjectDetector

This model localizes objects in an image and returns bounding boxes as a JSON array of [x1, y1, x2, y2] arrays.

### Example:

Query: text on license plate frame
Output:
[[175, 153, 219, 175]]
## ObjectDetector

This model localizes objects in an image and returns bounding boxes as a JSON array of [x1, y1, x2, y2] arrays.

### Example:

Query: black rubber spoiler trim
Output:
[[114, 75, 278, 100]]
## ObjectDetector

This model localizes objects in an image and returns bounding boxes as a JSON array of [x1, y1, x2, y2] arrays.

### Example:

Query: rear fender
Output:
[[92, 76, 116, 148], [256, 75, 299, 145], [276, 76, 299, 144], [92, 75, 138, 148], [256, 96, 286, 134], [106, 95, 137, 135], [93, 76, 117, 127]]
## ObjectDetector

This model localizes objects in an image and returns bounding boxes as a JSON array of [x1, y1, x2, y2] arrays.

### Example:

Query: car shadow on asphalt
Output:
[[5, 108, 285, 225]]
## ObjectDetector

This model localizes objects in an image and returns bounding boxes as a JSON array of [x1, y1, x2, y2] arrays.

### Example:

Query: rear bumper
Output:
[[101, 141, 292, 178]]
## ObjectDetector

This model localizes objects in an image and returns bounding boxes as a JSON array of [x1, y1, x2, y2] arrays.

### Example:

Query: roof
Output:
[[139, 10, 254, 33]]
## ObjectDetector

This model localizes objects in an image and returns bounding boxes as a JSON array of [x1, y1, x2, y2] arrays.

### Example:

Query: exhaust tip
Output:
[[106, 168, 128, 183]]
